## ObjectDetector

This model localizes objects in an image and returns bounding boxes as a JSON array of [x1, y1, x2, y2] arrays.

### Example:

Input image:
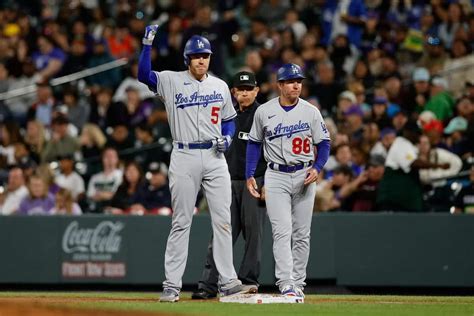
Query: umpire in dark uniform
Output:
[[192, 71, 267, 299]]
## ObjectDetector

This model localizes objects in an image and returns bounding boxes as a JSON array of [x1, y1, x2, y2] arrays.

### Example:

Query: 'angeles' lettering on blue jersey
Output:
[[175, 91, 224, 109]]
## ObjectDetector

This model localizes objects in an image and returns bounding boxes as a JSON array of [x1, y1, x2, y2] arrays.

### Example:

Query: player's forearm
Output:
[[221, 119, 235, 138], [245, 140, 262, 179], [313, 140, 330, 172], [216, 119, 235, 152], [138, 45, 157, 89]]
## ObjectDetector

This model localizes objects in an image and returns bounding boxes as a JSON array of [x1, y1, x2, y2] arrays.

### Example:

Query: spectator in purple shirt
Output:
[[18, 174, 55, 215], [31, 35, 66, 82], [122, 86, 155, 128]]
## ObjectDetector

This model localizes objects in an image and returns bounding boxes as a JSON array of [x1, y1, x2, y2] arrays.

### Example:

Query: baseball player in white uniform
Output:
[[138, 25, 244, 302], [245, 63, 331, 297]]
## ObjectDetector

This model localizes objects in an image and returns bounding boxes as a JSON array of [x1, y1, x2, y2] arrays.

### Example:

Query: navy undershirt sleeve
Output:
[[245, 140, 262, 179], [313, 139, 330, 172], [138, 45, 158, 91]]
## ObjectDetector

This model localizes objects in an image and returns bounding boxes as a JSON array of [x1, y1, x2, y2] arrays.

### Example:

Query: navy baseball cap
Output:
[[233, 71, 257, 87]]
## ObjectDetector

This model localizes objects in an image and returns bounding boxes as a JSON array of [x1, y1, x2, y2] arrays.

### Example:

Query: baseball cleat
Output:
[[294, 286, 305, 298], [160, 288, 179, 302], [242, 284, 258, 294], [281, 285, 297, 297], [191, 289, 217, 300], [219, 283, 248, 297]]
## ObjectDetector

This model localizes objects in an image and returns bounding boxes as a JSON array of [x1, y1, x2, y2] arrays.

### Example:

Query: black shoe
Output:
[[191, 289, 217, 300]]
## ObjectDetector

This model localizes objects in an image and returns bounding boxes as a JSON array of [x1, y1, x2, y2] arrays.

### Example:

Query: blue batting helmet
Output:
[[277, 63, 306, 81], [183, 35, 213, 66]]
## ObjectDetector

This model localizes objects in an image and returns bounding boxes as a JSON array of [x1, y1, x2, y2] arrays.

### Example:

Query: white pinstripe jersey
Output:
[[249, 97, 330, 165], [153, 70, 237, 142]]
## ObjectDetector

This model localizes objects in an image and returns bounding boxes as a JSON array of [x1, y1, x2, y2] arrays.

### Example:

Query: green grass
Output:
[[0, 292, 474, 315]]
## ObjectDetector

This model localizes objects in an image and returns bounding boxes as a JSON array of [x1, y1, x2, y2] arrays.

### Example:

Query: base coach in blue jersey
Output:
[[192, 71, 267, 299], [245, 63, 331, 298], [138, 25, 247, 302]]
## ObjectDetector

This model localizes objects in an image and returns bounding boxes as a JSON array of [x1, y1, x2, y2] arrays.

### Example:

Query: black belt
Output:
[[268, 161, 313, 173], [176, 141, 213, 149]]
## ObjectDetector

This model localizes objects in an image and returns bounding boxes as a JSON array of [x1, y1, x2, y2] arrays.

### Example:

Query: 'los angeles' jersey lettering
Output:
[[265, 121, 311, 140], [175, 91, 224, 109], [249, 97, 330, 166], [153, 70, 236, 142]]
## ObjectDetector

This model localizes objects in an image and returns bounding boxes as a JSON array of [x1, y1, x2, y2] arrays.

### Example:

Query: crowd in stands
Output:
[[0, 0, 473, 215]]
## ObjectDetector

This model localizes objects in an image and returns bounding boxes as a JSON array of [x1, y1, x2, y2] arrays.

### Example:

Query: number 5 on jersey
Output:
[[211, 106, 220, 124], [292, 137, 311, 154]]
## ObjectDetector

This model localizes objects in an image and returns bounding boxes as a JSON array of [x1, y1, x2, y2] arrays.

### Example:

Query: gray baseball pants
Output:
[[264, 168, 316, 291], [163, 148, 240, 291], [197, 176, 266, 293]]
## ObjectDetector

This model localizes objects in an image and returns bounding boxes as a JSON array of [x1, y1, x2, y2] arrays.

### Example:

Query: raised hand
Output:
[[143, 25, 159, 45]]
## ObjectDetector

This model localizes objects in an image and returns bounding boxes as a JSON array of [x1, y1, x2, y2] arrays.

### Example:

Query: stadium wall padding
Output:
[[0, 213, 473, 287]]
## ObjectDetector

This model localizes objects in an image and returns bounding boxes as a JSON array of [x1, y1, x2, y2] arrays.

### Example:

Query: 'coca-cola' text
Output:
[[62, 221, 124, 254]]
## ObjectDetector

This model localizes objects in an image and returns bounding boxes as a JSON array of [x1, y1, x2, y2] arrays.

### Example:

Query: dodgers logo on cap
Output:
[[277, 63, 305, 81], [197, 40, 204, 48]]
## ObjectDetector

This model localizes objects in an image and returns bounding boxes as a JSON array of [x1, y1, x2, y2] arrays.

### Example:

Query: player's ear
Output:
[[254, 87, 260, 94], [231, 87, 236, 95]]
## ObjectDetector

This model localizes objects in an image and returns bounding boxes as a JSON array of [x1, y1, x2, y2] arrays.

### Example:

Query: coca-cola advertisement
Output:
[[61, 220, 127, 279]]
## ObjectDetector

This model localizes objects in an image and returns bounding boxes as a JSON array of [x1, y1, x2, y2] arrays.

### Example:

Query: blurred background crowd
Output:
[[0, 0, 473, 216]]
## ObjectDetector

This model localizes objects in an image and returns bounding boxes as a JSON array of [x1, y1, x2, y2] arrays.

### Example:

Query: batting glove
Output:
[[216, 135, 232, 153], [142, 25, 159, 45]]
